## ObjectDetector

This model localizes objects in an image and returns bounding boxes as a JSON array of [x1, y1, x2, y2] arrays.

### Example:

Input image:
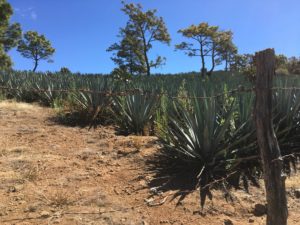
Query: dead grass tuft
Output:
[[0, 100, 39, 110], [131, 136, 144, 150], [21, 165, 39, 182], [286, 174, 300, 189], [46, 190, 74, 208]]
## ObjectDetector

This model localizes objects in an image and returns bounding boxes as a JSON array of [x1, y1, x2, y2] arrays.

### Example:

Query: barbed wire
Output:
[[0, 85, 300, 100], [272, 87, 300, 91], [0, 85, 142, 97]]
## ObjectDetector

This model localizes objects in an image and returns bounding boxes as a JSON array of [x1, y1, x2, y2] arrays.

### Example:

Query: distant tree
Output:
[[0, 0, 22, 70], [176, 23, 217, 76], [230, 54, 256, 82], [60, 67, 71, 74], [208, 30, 237, 74], [287, 57, 300, 75], [275, 54, 288, 69], [217, 31, 237, 71], [111, 66, 132, 82], [230, 54, 254, 72], [176, 23, 235, 76], [274, 54, 300, 75], [275, 54, 289, 75], [108, 1, 171, 76], [17, 31, 55, 72], [0, 48, 12, 69], [107, 25, 146, 75]]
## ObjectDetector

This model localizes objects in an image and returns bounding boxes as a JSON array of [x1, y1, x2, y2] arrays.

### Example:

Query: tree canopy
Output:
[[0, 0, 22, 70], [108, 1, 171, 76], [17, 31, 55, 72], [176, 23, 237, 76], [107, 25, 146, 76]]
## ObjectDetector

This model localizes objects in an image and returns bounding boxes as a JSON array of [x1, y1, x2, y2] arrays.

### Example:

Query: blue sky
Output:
[[7, 0, 300, 74]]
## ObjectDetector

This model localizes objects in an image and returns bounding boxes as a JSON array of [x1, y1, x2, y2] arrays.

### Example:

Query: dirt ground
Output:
[[0, 100, 299, 225]]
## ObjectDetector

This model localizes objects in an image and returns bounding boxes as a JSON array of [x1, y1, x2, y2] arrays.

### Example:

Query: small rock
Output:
[[24, 205, 37, 213], [138, 180, 147, 188], [183, 207, 191, 213], [7, 186, 17, 193], [141, 221, 148, 225], [99, 208, 106, 213], [294, 189, 300, 198], [18, 200, 26, 205], [40, 211, 50, 218], [224, 219, 234, 225], [249, 218, 255, 223], [13, 196, 22, 201], [253, 203, 267, 217], [193, 210, 201, 215]]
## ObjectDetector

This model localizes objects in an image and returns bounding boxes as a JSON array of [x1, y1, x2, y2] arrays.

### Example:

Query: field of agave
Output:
[[0, 71, 300, 207]]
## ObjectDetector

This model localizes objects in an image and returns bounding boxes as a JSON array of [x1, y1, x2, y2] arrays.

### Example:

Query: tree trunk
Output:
[[142, 42, 150, 76], [254, 48, 288, 225], [140, 28, 151, 76], [200, 38, 206, 77], [33, 59, 38, 72], [144, 52, 151, 76], [225, 56, 228, 72], [208, 45, 215, 76], [200, 55, 206, 77]]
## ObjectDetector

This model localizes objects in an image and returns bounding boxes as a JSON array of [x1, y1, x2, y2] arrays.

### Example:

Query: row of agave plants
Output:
[[0, 70, 300, 207]]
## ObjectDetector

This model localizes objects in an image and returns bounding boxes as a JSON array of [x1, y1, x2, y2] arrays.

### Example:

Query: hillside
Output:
[[0, 101, 299, 225]]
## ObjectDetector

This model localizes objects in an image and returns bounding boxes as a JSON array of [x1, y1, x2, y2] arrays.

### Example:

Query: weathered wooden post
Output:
[[254, 48, 288, 225]]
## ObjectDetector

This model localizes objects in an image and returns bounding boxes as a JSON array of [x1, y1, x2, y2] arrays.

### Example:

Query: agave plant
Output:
[[273, 85, 300, 174], [113, 93, 159, 135], [226, 93, 261, 191], [34, 81, 62, 106], [4, 75, 26, 100], [158, 92, 240, 208], [72, 77, 114, 125]]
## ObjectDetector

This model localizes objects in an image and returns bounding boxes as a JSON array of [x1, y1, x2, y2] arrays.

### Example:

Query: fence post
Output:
[[254, 48, 288, 225]]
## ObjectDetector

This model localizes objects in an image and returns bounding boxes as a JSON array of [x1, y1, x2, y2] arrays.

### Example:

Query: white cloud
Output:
[[15, 6, 37, 20], [30, 11, 37, 20]]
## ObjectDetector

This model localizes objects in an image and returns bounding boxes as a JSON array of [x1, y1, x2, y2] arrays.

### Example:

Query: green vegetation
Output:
[[113, 93, 159, 135], [176, 23, 236, 77], [1, 0, 300, 212], [0, 0, 21, 70], [0, 70, 299, 207], [60, 67, 72, 74], [107, 1, 171, 76], [17, 31, 55, 72]]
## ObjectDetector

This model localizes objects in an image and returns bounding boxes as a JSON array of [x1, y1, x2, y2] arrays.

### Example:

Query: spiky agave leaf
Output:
[[272, 82, 300, 174], [160, 92, 237, 208], [72, 77, 114, 126], [113, 93, 159, 135], [226, 92, 261, 190]]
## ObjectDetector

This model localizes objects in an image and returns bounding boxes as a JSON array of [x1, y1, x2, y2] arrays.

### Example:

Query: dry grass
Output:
[[42, 190, 74, 208], [131, 136, 144, 150], [21, 164, 39, 182], [0, 100, 39, 111], [1, 101, 300, 225], [0, 100, 43, 121], [0, 146, 30, 157], [286, 174, 300, 189]]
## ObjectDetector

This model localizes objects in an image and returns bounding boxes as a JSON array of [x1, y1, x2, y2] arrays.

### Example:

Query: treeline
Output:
[[0, 0, 299, 76]]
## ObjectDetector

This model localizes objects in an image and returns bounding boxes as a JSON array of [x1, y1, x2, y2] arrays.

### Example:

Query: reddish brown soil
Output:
[[0, 101, 299, 225]]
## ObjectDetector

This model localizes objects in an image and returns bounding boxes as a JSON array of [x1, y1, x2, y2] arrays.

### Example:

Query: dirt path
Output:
[[0, 101, 299, 225]]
